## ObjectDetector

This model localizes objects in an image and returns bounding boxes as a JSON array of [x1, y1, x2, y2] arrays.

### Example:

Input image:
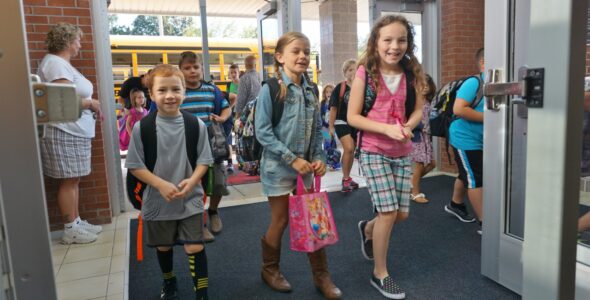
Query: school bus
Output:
[[109, 35, 318, 96]]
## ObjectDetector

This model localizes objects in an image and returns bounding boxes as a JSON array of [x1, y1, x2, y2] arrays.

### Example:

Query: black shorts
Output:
[[145, 213, 204, 247], [334, 124, 357, 141], [452, 146, 483, 189]]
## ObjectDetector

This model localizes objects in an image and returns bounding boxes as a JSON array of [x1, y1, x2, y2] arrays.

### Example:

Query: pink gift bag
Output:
[[289, 175, 339, 252]]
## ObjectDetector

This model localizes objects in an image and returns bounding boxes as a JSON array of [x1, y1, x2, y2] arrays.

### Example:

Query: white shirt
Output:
[[37, 54, 95, 138], [382, 73, 402, 95]]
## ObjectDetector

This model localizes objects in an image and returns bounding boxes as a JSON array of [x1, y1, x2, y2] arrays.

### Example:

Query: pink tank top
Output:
[[357, 66, 413, 158]]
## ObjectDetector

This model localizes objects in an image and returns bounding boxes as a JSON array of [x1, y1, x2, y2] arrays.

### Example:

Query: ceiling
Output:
[[108, 0, 370, 22]]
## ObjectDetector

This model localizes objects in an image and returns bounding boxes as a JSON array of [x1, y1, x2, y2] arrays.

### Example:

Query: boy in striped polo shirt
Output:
[[179, 51, 232, 241]]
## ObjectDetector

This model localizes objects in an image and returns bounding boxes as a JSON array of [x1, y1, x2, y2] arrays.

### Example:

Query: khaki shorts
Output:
[[145, 213, 204, 247]]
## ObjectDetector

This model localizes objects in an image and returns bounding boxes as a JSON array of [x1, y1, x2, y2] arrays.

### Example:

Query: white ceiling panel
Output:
[[108, 0, 369, 22]]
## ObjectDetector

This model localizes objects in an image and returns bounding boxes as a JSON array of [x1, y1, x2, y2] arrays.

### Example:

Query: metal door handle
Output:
[[484, 67, 544, 111]]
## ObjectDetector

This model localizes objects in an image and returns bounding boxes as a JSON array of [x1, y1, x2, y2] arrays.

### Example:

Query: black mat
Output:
[[129, 175, 520, 299]]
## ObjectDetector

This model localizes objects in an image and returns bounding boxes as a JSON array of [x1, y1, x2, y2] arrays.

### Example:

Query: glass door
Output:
[[483, 0, 590, 298]]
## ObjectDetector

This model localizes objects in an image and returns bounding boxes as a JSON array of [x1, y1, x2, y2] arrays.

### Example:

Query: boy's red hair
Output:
[[146, 64, 185, 92]]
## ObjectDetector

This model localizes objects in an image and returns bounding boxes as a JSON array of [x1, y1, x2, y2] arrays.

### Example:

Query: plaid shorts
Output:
[[360, 150, 412, 213], [40, 126, 92, 178]]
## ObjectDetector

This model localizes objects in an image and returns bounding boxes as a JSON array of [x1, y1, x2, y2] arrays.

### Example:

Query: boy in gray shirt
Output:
[[126, 64, 213, 300]]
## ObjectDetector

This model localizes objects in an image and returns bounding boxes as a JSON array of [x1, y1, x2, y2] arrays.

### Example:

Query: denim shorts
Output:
[[260, 155, 313, 197]]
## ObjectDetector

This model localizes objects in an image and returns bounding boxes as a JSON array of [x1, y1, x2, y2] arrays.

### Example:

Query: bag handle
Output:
[[296, 175, 322, 194]]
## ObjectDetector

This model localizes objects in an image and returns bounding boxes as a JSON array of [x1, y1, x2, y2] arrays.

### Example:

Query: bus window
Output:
[[223, 53, 248, 66], [137, 53, 163, 74]]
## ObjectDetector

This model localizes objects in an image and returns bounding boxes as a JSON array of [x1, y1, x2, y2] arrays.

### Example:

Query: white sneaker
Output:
[[78, 219, 102, 234], [62, 226, 97, 244]]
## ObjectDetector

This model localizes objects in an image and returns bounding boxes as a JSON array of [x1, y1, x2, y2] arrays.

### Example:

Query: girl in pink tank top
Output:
[[346, 15, 427, 299]]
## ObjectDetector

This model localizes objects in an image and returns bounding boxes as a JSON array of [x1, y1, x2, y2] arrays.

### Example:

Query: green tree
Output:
[[108, 14, 131, 35], [131, 15, 159, 36], [240, 25, 258, 38], [163, 16, 198, 36]]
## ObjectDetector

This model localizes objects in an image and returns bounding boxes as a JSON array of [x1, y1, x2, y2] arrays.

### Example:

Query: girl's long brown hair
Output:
[[273, 32, 317, 104], [358, 15, 426, 92]]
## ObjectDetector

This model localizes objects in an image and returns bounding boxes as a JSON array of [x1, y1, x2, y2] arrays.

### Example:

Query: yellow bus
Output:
[[109, 35, 318, 95]]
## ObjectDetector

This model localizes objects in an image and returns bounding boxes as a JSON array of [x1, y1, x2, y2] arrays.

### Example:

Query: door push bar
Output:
[[484, 67, 545, 111]]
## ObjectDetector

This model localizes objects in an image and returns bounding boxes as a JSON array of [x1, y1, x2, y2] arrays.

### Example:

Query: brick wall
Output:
[[439, 0, 485, 172], [23, 0, 112, 230]]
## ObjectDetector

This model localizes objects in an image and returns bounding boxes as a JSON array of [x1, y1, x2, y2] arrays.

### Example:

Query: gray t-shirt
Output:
[[125, 114, 213, 221]]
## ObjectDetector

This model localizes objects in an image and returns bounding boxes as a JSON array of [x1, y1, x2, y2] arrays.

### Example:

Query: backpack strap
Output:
[[266, 77, 283, 127], [472, 75, 484, 109], [139, 110, 158, 172], [404, 70, 416, 120], [181, 110, 201, 169]]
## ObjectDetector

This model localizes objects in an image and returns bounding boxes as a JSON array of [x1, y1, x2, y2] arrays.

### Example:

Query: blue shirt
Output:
[[449, 73, 485, 150], [181, 82, 229, 127]]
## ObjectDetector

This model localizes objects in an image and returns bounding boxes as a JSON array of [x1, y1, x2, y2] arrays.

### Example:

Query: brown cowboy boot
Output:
[[307, 248, 342, 299], [261, 236, 292, 292]]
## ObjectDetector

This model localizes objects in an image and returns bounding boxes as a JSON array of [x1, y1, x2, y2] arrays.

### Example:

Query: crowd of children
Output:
[[119, 13, 478, 300]]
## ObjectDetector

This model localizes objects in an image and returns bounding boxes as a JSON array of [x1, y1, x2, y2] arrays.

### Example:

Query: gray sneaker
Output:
[[444, 204, 476, 223], [209, 213, 223, 234], [78, 219, 102, 234]]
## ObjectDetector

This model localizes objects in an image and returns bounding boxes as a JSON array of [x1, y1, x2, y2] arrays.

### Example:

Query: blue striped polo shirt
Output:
[[181, 81, 229, 127]]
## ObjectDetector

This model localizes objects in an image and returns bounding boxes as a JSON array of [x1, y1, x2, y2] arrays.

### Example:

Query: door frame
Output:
[[482, 0, 589, 298]]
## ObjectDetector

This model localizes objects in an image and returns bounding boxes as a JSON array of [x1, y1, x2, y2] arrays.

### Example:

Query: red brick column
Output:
[[23, 0, 111, 230], [439, 0, 485, 173]]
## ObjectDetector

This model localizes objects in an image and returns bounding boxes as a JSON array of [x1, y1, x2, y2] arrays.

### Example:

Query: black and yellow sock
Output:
[[188, 249, 208, 300], [156, 249, 175, 281]]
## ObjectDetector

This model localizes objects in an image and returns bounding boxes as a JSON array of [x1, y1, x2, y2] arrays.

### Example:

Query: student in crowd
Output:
[[38, 23, 103, 244], [329, 59, 360, 192], [119, 69, 155, 111], [255, 32, 342, 299], [409, 74, 437, 203], [119, 88, 148, 151], [125, 64, 213, 300], [321, 84, 334, 131], [444, 48, 485, 233], [224, 63, 240, 173], [348, 15, 426, 299], [178, 51, 231, 240], [235, 55, 261, 117]]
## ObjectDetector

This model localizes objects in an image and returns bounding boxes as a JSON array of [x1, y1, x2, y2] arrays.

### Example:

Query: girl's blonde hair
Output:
[[130, 88, 146, 108], [273, 32, 317, 104], [358, 15, 426, 92], [45, 23, 83, 54], [322, 84, 334, 104], [341, 59, 357, 75]]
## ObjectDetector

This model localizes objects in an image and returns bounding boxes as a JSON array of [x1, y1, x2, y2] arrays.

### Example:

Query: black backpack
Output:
[[429, 75, 483, 138], [126, 110, 201, 210]]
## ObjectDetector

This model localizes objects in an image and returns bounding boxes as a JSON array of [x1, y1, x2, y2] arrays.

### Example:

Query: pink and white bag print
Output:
[[289, 175, 339, 252]]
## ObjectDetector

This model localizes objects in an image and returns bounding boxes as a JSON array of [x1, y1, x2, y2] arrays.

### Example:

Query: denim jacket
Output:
[[255, 72, 325, 166]]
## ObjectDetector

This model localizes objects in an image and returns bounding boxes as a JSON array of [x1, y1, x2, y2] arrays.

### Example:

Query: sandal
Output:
[[410, 193, 429, 204]]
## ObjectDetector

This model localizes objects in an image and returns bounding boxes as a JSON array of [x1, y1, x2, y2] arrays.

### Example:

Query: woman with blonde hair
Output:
[[38, 23, 103, 244]]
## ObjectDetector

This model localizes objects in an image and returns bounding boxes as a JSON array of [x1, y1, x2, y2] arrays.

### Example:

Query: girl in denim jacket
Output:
[[254, 32, 342, 300]]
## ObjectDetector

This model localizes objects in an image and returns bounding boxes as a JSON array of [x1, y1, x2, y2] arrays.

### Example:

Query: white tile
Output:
[[112, 240, 126, 256], [56, 257, 111, 283], [220, 186, 245, 201], [106, 293, 124, 300], [109, 255, 126, 274], [63, 243, 113, 264], [52, 248, 67, 266], [114, 229, 127, 243], [101, 222, 116, 231], [51, 239, 69, 251], [56, 275, 108, 300], [70, 230, 115, 248], [53, 264, 60, 276], [232, 182, 263, 198], [107, 272, 124, 296]]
